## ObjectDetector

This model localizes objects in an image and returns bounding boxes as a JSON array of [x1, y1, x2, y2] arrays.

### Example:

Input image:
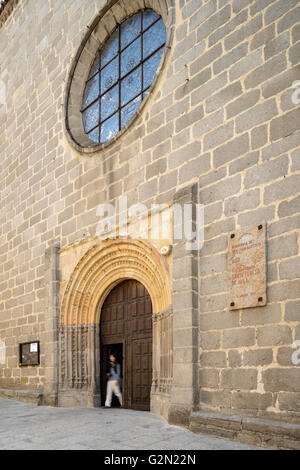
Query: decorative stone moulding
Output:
[[60, 238, 172, 326], [64, 0, 175, 154], [58, 238, 173, 404]]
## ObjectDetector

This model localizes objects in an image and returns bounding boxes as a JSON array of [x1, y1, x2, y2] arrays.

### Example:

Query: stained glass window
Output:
[[81, 10, 166, 144]]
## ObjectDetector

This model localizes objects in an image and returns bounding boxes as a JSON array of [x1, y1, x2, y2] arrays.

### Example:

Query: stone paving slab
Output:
[[0, 398, 262, 450]]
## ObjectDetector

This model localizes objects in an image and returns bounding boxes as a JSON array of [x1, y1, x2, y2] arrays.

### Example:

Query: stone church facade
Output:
[[0, 0, 300, 448]]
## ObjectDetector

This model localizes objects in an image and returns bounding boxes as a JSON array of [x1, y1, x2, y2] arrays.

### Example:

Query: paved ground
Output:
[[0, 398, 260, 450]]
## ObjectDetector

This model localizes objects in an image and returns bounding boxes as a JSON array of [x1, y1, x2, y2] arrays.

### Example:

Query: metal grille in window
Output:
[[81, 10, 166, 144]]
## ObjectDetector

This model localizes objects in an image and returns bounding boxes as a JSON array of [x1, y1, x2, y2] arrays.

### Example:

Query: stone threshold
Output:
[[189, 410, 300, 450], [0, 388, 43, 406]]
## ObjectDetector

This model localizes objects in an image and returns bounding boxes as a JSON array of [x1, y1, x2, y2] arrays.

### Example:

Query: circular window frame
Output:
[[64, 0, 175, 154]]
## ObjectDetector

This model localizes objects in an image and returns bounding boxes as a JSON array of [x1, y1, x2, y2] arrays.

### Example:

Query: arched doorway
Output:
[[100, 280, 153, 411], [58, 239, 172, 412]]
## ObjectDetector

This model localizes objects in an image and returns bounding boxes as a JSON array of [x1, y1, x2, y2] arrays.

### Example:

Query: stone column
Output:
[[88, 324, 101, 407], [168, 183, 199, 426], [43, 243, 60, 406]]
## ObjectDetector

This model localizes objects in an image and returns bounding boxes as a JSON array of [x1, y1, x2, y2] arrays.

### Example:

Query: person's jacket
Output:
[[107, 361, 121, 382]]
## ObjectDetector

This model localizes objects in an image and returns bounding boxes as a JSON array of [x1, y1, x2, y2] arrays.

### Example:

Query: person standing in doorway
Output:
[[105, 353, 122, 408]]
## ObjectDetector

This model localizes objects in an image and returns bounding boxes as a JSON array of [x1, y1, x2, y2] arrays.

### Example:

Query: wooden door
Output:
[[100, 280, 153, 411]]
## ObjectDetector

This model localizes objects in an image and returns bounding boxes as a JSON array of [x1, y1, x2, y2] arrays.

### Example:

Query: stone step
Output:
[[0, 389, 43, 406], [189, 410, 300, 450]]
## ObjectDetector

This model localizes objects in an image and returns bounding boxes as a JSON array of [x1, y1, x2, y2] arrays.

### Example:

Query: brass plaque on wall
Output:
[[228, 223, 267, 310]]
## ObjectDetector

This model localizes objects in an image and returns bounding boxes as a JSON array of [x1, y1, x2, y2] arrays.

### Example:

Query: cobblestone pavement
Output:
[[0, 398, 261, 450]]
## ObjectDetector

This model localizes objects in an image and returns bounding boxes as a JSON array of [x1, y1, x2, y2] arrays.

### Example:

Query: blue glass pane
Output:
[[101, 56, 119, 94], [88, 127, 99, 143], [121, 37, 141, 77], [100, 113, 119, 143], [121, 67, 142, 106], [88, 54, 100, 79], [83, 74, 99, 108], [121, 13, 141, 49], [101, 29, 119, 67], [82, 11, 165, 144], [101, 84, 119, 121], [143, 48, 164, 90], [83, 100, 99, 132], [143, 18, 166, 58], [121, 95, 141, 127], [143, 10, 159, 30]]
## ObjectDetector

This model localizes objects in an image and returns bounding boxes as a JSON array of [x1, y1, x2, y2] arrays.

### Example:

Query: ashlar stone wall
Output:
[[0, 0, 299, 424]]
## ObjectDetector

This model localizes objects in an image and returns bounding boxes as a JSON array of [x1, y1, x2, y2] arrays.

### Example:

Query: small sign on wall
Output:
[[228, 223, 267, 310], [19, 342, 40, 366]]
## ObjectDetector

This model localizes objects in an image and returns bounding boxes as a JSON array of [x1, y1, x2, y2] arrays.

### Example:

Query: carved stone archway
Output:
[[58, 238, 173, 412]]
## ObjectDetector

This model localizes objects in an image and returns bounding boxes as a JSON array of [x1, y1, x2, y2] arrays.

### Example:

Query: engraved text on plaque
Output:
[[228, 223, 267, 310]]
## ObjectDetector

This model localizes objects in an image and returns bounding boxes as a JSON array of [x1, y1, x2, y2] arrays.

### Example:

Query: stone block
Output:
[[209, 9, 248, 47], [175, 105, 204, 133], [200, 310, 240, 332], [193, 109, 224, 139], [241, 303, 282, 327], [228, 350, 242, 368], [235, 99, 278, 134], [226, 89, 260, 119], [213, 43, 248, 76], [264, 175, 300, 205], [204, 122, 234, 152], [189, 0, 217, 31], [261, 131, 300, 161], [179, 153, 211, 184], [244, 155, 289, 189], [224, 188, 260, 216], [262, 368, 300, 392], [279, 257, 300, 281], [264, 31, 290, 61], [230, 49, 263, 82], [206, 82, 243, 114], [169, 141, 202, 169], [251, 125, 268, 150], [232, 391, 273, 410], [221, 368, 258, 390], [223, 328, 256, 349], [191, 72, 228, 107], [250, 24, 275, 50], [199, 369, 220, 388], [200, 174, 241, 205], [264, 0, 298, 26], [200, 331, 221, 350], [245, 53, 287, 90], [285, 300, 300, 322], [277, 347, 296, 366], [224, 14, 263, 51], [243, 348, 273, 366], [270, 107, 300, 142], [190, 43, 222, 76], [197, 6, 231, 43]]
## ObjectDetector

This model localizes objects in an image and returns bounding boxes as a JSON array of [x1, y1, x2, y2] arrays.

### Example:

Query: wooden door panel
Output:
[[131, 337, 152, 411], [100, 345, 110, 406], [100, 280, 152, 411]]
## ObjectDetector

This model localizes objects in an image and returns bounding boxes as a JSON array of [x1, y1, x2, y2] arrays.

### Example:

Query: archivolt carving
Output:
[[60, 238, 172, 325]]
